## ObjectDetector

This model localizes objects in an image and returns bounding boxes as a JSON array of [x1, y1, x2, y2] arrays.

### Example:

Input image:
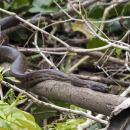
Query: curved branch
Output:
[[29, 80, 126, 116]]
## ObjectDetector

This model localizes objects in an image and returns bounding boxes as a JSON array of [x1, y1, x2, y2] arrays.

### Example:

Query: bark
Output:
[[29, 80, 126, 116]]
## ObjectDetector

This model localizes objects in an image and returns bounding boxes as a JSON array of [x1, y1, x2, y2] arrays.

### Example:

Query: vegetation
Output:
[[0, 0, 130, 129]]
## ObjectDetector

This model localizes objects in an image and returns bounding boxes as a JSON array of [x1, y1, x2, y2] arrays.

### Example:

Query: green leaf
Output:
[[32, 0, 53, 6], [0, 101, 42, 130], [116, 48, 121, 57], [121, 2, 130, 15], [0, 110, 6, 120], [13, 98, 27, 106], [4, 77, 20, 83], [70, 105, 86, 112], [109, 5, 124, 16], [22, 111, 35, 122], [0, 118, 8, 129], [12, 5, 33, 14], [2, 68, 10, 75], [30, 105, 57, 123], [0, 74, 3, 80], [89, 123, 102, 130], [64, 58, 71, 73], [29, 6, 57, 13], [29, 0, 57, 13], [0, 67, 4, 73], [87, 37, 107, 51], [54, 119, 85, 130], [12, 0, 29, 5], [104, 21, 122, 33], [88, 5, 106, 19], [4, 88, 16, 105], [71, 21, 94, 38], [8, 0, 32, 14]]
